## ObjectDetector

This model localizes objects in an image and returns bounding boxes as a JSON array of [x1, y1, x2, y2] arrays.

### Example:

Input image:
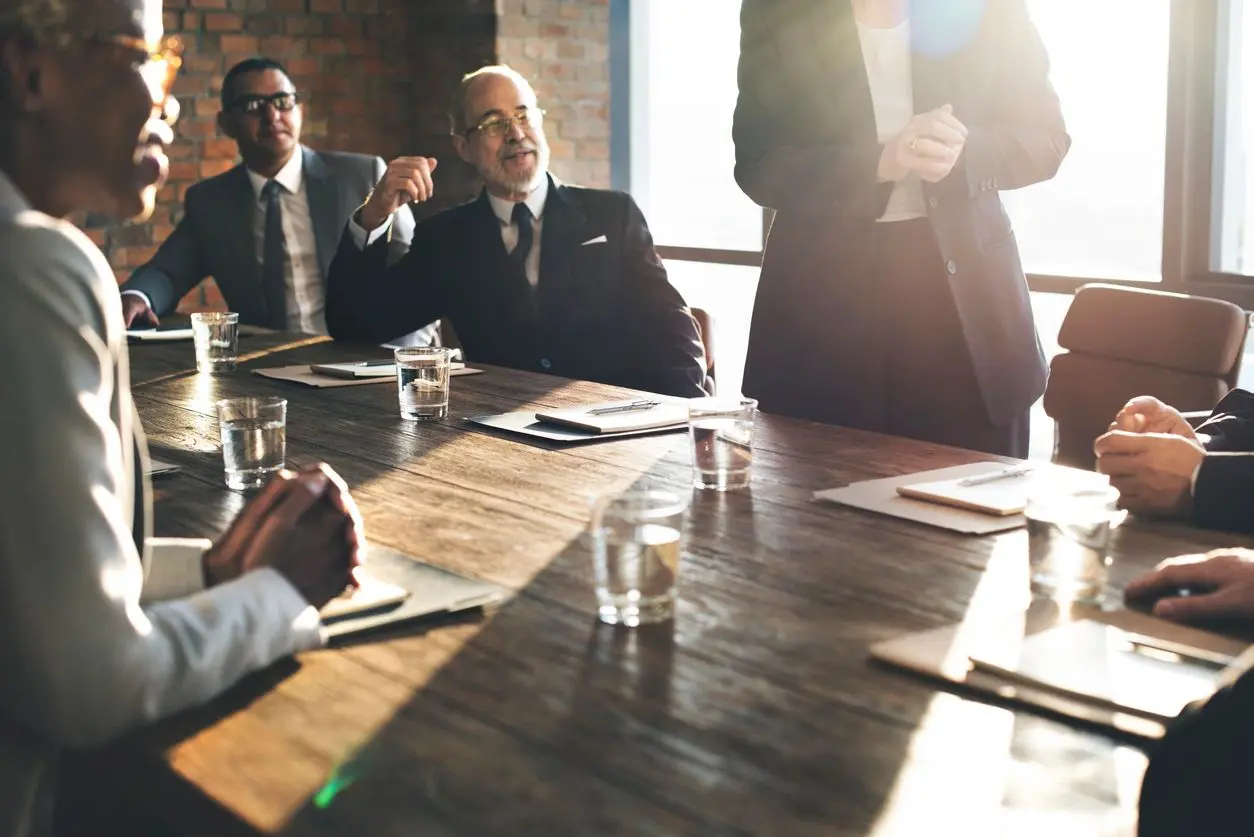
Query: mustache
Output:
[[499, 144, 537, 159]]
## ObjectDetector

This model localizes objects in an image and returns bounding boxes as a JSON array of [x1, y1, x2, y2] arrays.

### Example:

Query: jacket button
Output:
[[928, 196, 939, 210], [540, 358, 552, 370], [946, 259, 957, 275]]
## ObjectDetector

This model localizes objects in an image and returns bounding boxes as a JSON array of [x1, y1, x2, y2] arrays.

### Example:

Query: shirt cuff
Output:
[[120, 289, 153, 310], [243, 567, 326, 652], [140, 537, 212, 604], [348, 213, 393, 249]]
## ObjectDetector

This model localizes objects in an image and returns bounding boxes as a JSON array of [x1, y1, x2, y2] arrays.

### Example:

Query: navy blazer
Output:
[[121, 146, 413, 330], [1193, 389, 1254, 534], [325, 176, 708, 398], [733, 0, 1070, 427]]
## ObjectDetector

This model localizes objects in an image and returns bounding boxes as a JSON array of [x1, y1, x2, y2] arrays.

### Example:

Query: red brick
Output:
[[218, 35, 258, 53], [199, 159, 236, 178], [189, 0, 226, 7], [310, 38, 344, 55], [203, 13, 242, 31], [202, 138, 239, 159], [310, 0, 342, 10]]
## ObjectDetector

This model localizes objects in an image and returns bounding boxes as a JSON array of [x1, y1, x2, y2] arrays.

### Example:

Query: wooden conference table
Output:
[[106, 333, 1254, 836]]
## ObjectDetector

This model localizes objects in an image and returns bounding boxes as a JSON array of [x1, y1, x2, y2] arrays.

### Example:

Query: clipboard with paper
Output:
[[896, 462, 1109, 517]]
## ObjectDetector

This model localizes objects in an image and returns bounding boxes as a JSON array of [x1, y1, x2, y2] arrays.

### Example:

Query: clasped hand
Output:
[[878, 104, 968, 184]]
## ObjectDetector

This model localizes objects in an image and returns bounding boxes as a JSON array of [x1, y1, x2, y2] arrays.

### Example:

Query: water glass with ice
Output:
[[1026, 485, 1123, 603], [395, 346, 452, 420], [688, 397, 757, 491], [191, 312, 239, 374], [217, 396, 286, 490], [589, 489, 689, 626]]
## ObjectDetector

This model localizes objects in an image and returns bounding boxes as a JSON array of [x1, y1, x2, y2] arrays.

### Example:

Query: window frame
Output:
[[612, 0, 1254, 310]]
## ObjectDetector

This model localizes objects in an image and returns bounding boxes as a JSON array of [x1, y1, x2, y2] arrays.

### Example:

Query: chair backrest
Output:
[[691, 307, 716, 379], [1043, 284, 1249, 469]]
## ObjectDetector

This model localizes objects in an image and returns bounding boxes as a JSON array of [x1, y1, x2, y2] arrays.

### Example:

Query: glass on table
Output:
[[1025, 484, 1124, 603], [589, 489, 690, 626], [191, 312, 239, 374], [395, 346, 452, 420], [216, 396, 286, 490], [688, 396, 757, 491]]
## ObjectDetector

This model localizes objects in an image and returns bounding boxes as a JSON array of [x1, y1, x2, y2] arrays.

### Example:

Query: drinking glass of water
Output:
[[688, 397, 757, 491], [191, 312, 239, 374], [589, 489, 689, 626], [1025, 485, 1123, 603], [395, 346, 452, 420], [216, 396, 286, 491]]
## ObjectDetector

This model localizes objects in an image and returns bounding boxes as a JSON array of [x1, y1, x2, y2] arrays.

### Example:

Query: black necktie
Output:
[[261, 179, 287, 330], [510, 201, 534, 286]]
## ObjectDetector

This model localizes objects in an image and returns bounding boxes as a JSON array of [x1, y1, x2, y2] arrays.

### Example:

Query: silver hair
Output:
[[448, 64, 535, 135]]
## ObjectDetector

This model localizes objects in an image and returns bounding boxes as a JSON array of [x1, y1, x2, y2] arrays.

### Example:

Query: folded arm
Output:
[[619, 197, 708, 398], [324, 212, 445, 344], [0, 225, 321, 749], [118, 200, 209, 316], [1197, 389, 1254, 452], [732, 0, 892, 218], [1192, 453, 1254, 534], [950, 0, 1071, 197]]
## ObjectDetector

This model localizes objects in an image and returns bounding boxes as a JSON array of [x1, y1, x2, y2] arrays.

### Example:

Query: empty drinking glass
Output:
[[589, 489, 689, 626], [395, 346, 452, 420], [688, 397, 757, 491], [1026, 484, 1123, 603], [191, 312, 239, 374], [217, 396, 286, 490]]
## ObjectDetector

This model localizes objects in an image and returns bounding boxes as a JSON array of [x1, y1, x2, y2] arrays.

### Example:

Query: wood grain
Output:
[[97, 337, 1254, 837]]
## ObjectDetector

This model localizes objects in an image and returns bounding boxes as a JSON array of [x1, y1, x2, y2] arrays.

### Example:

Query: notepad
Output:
[[969, 620, 1227, 725], [320, 574, 411, 621], [126, 326, 195, 342], [896, 462, 1107, 517], [533, 400, 689, 434], [309, 361, 468, 380]]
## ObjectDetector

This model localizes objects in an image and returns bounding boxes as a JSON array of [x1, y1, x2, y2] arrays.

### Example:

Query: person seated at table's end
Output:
[[0, 2, 364, 834], [324, 64, 709, 399], [1093, 392, 1254, 534], [1131, 547, 1254, 837]]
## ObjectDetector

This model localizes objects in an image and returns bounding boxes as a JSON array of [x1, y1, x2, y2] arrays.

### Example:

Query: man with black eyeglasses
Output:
[[120, 57, 431, 343], [325, 64, 708, 398]]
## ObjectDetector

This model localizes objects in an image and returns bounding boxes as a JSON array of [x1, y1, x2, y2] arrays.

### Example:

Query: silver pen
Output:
[[588, 399, 659, 416], [956, 464, 1034, 487]]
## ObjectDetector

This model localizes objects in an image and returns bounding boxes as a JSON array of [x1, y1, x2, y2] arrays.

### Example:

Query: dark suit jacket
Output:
[[1139, 663, 1254, 836], [325, 176, 708, 398], [121, 146, 413, 330], [733, 0, 1070, 427], [1193, 389, 1254, 534]]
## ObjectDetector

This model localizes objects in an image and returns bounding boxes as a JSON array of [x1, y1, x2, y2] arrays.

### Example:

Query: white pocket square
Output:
[[580, 235, 608, 246]]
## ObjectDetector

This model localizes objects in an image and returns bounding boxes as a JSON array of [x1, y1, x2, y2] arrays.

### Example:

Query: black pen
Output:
[[588, 399, 659, 415]]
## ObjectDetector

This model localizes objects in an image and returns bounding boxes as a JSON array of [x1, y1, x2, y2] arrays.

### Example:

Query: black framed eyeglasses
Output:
[[465, 107, 545, 139], [228, 92, 301, 115]]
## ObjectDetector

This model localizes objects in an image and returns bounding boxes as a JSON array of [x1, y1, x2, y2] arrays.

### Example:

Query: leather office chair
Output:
[[1043, 284, 1249, 470], [691, 307, 716, 392]]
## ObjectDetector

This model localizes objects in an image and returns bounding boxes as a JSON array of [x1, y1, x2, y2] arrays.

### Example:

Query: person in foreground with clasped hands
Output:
[[0, 2, 363, 835], [1093, 391, 1254, 533]]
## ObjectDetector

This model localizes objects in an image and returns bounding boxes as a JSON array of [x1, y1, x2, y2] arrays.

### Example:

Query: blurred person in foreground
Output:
[[0, 2, 363, 835]]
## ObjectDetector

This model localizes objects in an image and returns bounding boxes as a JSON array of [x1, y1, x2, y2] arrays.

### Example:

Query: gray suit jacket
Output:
[[121, 146, 415, 330], [0, 172, 322, 837]]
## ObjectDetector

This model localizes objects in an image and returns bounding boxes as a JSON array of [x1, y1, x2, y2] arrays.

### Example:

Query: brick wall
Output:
[[83, 0, 611, 313], [496, 0, 612, 189]]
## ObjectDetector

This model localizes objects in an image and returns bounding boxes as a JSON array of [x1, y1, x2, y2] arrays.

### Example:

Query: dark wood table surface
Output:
[[107, 336, 1254, 837], [125, 322, 334, 388]]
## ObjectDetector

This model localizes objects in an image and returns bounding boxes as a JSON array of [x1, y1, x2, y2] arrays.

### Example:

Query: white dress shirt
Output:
[[350, 175, 550, 288], [857, 19, 929, 222], [246, 153, 326, 334], [0, 170, 322, 837]]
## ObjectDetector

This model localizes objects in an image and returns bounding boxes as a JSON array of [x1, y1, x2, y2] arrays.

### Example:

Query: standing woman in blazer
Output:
[[733, 0, 1069, 457]]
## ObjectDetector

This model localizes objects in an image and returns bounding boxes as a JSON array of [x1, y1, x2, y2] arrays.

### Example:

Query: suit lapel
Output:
[[221, 164, 259, 291], [301, 147, 342, 279], [536, 176, 586, 320]]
